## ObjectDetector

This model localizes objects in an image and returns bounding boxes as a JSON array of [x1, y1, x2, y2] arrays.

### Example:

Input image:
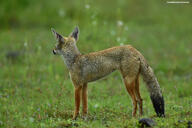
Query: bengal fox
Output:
[[51, 27, 165, 119]]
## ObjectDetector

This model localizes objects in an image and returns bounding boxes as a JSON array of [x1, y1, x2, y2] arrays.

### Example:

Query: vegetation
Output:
[[0, 0, 191, 127]]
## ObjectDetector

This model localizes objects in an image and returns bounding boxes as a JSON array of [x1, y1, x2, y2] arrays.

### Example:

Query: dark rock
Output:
[[139, 118, 156, 128], [6, 51, 21, 60], [188, 121, 192, 128]]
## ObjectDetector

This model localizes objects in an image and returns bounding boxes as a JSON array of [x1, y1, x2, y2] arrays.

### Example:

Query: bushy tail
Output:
[[139, 56, 165, 117]]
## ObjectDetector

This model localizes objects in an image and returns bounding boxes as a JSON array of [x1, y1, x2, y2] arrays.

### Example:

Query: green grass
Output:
[[0, 0, 192, 127]]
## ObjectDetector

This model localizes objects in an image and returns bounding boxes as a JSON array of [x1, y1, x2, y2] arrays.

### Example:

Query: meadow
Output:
[[0, 0, 192, 127]]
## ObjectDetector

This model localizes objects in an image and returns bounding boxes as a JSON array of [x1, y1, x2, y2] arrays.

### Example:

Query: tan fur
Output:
[[51, 27, 164, 119]]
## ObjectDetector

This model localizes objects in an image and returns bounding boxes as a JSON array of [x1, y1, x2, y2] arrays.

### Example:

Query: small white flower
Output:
[[94, 104, 99, 108], [85, 4, 90, 9], [58, 9, 65, 17], [120, 43, 124, 46], [110, 30, 116, 36], [92, 20, 97, 25], [117, 20, 123, 27], [24, 41, 28, 47], [29, 117, 34, 123], [37, 108, 40, 111], [116, 37, 121, 42], [38, 45, 42, 50]]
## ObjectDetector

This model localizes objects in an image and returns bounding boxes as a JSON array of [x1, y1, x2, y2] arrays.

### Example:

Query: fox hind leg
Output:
[[134, 75, 143, 116], [123, 76, 138, 117]]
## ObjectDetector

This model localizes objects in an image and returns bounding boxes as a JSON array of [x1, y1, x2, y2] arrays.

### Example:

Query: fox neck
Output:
[[61, 45, 81, 70]]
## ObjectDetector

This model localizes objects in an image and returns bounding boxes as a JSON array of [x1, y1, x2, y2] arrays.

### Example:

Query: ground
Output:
[[0, 0, 192, 127]]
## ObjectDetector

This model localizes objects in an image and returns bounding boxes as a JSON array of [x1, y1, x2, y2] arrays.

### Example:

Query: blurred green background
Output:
[[0, 0, 192, 127]]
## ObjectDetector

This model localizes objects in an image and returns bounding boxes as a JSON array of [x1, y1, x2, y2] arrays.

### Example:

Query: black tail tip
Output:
[[150, 95, 165, 117]]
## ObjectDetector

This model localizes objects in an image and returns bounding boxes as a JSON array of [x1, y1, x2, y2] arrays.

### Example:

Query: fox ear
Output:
[[51, 28, 65, 43], [70, 26, 79, 41]]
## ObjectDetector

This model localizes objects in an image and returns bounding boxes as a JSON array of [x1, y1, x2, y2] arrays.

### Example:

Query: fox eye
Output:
[[55, 43, 63, 49]]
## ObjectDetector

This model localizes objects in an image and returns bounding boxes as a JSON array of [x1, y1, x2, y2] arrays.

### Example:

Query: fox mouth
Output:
[[53, 50, 56, 55]]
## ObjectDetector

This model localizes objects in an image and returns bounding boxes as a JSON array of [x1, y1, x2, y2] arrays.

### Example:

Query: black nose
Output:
[[53, 50, 56, 55]]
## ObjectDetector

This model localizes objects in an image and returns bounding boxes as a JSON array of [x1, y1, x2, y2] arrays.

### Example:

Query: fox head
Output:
[[51, 26, 79, 55]]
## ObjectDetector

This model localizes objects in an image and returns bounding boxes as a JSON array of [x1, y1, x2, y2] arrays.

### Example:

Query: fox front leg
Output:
[[82, 83, 88, 117], [73, 86, 82, 120]]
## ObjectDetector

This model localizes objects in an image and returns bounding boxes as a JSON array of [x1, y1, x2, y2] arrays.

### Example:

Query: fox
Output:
[[51, 26, 165, 120]]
